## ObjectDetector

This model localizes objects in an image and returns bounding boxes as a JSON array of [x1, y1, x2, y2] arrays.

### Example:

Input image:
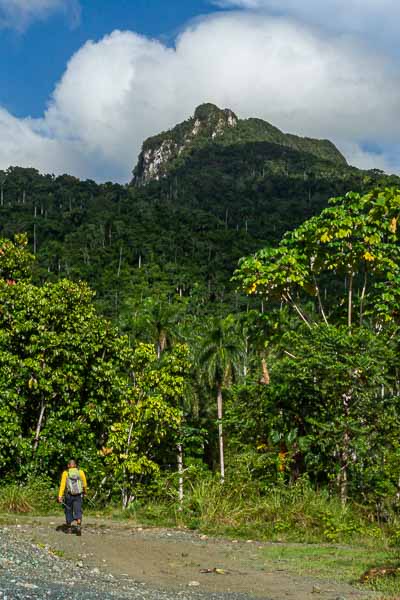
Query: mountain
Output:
[[0, 106, 397, 327], [133, 103, 347, 184]]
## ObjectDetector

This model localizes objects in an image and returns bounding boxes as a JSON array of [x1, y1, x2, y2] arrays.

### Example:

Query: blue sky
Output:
[[1, 1, 221, 118], [0, 0, 399, 182]]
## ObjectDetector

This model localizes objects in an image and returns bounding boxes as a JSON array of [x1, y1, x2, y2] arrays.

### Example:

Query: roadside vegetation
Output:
[[2, 475, 400, 597], [0, 177, 400, 596]]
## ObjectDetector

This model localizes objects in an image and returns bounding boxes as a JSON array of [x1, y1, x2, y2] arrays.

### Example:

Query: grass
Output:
[[0, 484, 34, 513], [2, 476, 400, 596], [0, 479, 58, 515], [110, 478, 400, 597], [260, 543, 400, 597]]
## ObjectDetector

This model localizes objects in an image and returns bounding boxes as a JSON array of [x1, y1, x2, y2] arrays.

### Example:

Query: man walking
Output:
[[58, 459, 87, 536]]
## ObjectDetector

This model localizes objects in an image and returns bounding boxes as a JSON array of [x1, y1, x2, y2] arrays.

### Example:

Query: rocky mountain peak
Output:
[[193, 103, 238, 130], [133, 103, 239, 185], [132, 103, 346, 185]]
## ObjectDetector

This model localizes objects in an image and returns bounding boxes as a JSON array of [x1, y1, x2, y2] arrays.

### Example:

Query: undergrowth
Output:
[[0, 477, 56, 514], [120, 476, 397, 546], [2, 475, 400, 596]]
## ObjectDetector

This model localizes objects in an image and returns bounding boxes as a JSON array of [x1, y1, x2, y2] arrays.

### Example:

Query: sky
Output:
[[0, 0, 400, 182]]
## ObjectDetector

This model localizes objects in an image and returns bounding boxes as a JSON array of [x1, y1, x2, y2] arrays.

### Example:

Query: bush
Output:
[[174, 475, 387, 544], [0, 477, 56, 514]]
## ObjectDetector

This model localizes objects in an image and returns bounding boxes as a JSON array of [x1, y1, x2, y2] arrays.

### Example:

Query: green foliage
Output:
[[141, 474, 386, 545], [0, 233, 34, 281], [102, 343, 190, 507], [0, 476, 55, 514], [0, 484, 33, 513], [0, 236, 190, 508], [233, 187, 400, 504], [1, 144, 397, 327], [135, 102, 347, 184], [234, 187, 400, 327], [1, 119, 400, 524]]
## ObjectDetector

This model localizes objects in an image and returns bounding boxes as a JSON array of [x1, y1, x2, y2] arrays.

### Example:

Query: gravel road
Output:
[[0, 526, 264, 600]]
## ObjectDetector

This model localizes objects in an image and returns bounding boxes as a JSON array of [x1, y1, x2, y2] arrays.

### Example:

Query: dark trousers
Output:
[[64, 494, 83, 525]]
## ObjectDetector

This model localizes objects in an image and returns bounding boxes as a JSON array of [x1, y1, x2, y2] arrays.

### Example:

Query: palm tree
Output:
[[131, 298, 183, 358], [198, 316, 244, 483]]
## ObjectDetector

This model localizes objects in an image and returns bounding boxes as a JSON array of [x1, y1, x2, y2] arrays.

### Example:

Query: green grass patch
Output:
[[0, 479, 58, 515], [261, 543, 400, 597]]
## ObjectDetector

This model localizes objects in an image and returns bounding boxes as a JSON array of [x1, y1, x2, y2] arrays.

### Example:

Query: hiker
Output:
[[58, 459, 87, 535]]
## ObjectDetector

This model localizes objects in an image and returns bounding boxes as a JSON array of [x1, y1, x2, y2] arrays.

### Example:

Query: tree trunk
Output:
[[359, 271, 367, 326], [338, 434, 349, 506], [243, 336, 249, 377], [122, 422, 135, 509], [33, 398, 46, 452], [217, 384, 225, 483], [117, 246, 123, 277], [313, 276, 328, 325], [177, 443, 184, 509], [260, 358, 270, 385], [348, 272, 353, 329], [338, 392, 351, 505]]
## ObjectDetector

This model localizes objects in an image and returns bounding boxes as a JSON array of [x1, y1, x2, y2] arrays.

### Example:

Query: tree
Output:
[[275, 326, 396, 502], [129, 298, 184, 358], [198, 316, 244, 482], [0, 234, 186, 500], [234, 187, 400, 328], [234, 187, 400, 502], [102, 343, 190, 508]]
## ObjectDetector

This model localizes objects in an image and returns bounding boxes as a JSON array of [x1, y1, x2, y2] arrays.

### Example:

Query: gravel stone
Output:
[[0, 527, 262, 600]]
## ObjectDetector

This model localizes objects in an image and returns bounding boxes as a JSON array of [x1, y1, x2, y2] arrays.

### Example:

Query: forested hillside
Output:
[[0, 105, 398, 327], [1, 106, 400, 539]]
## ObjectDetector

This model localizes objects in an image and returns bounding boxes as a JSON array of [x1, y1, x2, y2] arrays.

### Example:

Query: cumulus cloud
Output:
[[212, 0, 400, 39], [0, 0, 80, 31], [0, 12, 400, 181]]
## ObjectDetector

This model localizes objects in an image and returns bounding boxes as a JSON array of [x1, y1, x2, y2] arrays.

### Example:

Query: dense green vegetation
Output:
[[0, 144, 398, 324], [134, 103, 347, 184], [1, 107, 400, 586]]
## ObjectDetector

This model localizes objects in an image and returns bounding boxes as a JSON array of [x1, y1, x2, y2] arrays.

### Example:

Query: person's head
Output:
[[67, 459, 77, 469]]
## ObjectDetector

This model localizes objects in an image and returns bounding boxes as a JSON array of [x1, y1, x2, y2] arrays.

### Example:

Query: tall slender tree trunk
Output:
[[117, 246, 123, 277], [359, 271, 367, 326], [338, 392, 351, 505], [243, 336, 249, 377], [217, 383, 225, 483], [122, 422, 135, 509], [33, 398, 46, 452], [313, 276, 328, 325], [177, 443, 184, 509], [338, 433, 349, 506], [348, 271, 353, 329]]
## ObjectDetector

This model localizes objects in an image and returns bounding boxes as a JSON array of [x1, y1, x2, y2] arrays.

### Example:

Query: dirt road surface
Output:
[[0, 517, 376, 600]]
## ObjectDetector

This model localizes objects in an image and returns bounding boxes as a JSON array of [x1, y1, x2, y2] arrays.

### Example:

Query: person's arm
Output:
[[58, 471, 67, 501], [80, 470, 87, 495]]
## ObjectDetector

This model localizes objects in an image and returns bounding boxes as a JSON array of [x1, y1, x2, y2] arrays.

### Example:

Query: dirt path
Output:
[[2, 516, 376, 600]]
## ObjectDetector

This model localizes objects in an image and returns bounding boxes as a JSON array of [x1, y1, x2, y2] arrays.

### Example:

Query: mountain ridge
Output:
[[132, 103, 347, 184]]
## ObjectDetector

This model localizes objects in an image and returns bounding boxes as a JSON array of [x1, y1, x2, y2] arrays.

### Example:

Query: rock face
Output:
[[132, 102, 346, 185], [133, 104, 239, 185]]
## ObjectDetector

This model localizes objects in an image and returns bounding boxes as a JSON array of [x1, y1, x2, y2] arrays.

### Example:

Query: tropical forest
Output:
[[1, 104, 400, 589]]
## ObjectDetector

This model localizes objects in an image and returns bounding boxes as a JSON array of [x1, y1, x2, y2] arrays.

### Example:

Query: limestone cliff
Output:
[[132, 103, 346, 184]]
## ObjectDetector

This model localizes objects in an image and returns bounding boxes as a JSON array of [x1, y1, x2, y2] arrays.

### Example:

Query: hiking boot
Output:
[[66, 526, 72, 534], [76, 525, 82, 536]]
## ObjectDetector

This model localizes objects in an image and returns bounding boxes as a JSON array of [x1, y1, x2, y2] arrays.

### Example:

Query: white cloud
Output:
[[0, 0, 80, 31], [0, 12, 400, 181], [212, 0, 399, 37]]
